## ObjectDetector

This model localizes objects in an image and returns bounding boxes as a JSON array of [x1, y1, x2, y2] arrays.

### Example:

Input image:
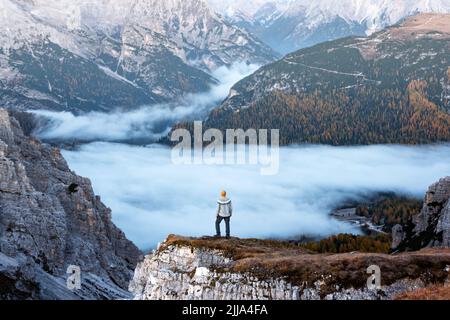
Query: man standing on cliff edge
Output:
[[215, 191, 233, 239]]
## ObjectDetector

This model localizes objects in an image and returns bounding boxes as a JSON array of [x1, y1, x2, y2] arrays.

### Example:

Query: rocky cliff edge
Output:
[[131, 176, 450, 300], [130, 235, 450, 300], [0, 109, 142, 300]]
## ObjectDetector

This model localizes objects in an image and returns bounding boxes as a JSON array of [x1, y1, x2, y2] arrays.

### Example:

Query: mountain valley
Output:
[[197, 14, 450, 145]]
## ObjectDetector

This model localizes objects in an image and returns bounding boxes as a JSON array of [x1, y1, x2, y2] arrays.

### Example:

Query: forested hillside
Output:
[[199, 14, 450, 145]]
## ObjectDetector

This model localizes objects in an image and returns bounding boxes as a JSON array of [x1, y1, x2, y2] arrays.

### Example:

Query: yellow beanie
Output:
[[221, 191, 227, 197]]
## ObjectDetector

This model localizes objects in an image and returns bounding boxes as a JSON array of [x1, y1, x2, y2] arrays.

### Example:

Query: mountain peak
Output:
[[0, 0, 276, 112], [209, 0, 450, 53]]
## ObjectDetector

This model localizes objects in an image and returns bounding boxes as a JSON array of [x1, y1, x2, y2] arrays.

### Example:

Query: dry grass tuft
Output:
[[163, 234, 308, 260], [396, 285, 450, 300]]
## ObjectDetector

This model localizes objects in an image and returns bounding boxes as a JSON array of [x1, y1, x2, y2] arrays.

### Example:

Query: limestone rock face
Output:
[[0, 109, 141, 300], [129, 243, 304, 300], [130, 236, 450, 301], [391, 225, 405, 250], [397, 177, 450, 250], [438, 201, 450, 246]]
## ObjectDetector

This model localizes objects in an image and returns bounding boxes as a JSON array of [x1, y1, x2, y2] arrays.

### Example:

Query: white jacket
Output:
[[217, 198, 233, 217]]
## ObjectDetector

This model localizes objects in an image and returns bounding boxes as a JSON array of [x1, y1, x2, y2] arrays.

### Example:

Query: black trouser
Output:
[[215, 216, 230, 237]]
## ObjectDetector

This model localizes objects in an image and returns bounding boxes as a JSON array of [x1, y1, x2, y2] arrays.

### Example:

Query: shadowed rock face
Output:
[[0, 109, 142, 300], [395, 177, 450, 251]]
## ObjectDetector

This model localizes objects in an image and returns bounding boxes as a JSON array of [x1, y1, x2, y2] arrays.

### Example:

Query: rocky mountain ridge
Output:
[[0, 109, 141, 299], [209, 0, 450, 53], [0, 0, 276, 112]]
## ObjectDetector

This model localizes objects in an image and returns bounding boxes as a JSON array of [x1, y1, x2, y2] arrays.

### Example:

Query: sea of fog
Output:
[[31, 62, 450, 249], [62, 143, 450, 250], [31, 63, 260, 142]]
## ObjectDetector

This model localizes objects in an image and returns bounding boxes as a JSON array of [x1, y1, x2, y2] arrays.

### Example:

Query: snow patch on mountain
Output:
[[0, 0, 276, 111], [208, 0, 450, 53]]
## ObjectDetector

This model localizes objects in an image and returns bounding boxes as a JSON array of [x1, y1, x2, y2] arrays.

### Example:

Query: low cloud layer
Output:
[[62, 143, 450, 249], [32, 62, 259, 142]]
